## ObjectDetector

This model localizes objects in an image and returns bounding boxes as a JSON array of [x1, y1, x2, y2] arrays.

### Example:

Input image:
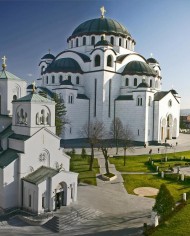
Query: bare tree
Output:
[[81, 120, 105, 171], [110, 117, 124, 154], [121, 125, 134, 166]]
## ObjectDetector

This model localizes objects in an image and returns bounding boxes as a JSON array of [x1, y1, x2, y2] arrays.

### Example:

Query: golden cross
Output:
[[100, 6, 106, 18], [2, 56, 7, 69], [32, 81, 36, 92]]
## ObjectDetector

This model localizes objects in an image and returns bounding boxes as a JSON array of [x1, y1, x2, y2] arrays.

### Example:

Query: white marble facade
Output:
[[0, 63, 78, 213], [38, 11, 180, 144]]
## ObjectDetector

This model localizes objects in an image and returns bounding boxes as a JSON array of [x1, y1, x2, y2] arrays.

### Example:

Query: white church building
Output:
[[37, 7, 180, 144], [0, 59, 78, 213]]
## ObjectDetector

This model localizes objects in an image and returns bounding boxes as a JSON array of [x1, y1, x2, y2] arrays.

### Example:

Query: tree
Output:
[[100, 140, 110, 175], [81, 120, 105, 171], [153, 184, 175, 219], [53, 93, 67, 136], [110, 117, 124, 154], [120, 125, 134, 166], [81, 148, 87, 159]]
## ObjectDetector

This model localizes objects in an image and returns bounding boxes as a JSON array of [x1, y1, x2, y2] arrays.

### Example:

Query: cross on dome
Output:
[[32, 81, 36, 93], [100, 6, 106, 19], [2, 55, 7, 70], [150, 53, 153, 57]]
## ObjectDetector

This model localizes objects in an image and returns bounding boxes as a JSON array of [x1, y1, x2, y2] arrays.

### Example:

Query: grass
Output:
[[149, 201, 190, 236], [70, 154, 99, 186], [122, 174, 190, 202]]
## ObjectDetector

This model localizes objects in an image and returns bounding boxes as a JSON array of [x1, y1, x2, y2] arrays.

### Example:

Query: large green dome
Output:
[[69, 18, 131, 39]]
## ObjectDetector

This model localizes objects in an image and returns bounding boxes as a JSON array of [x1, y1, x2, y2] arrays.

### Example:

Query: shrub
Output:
[[81, 148, 87, 159], [153, 184, 175, 220], [71, 148, 76, 155]]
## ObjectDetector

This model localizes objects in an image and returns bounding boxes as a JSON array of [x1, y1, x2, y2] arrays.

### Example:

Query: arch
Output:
[[137, 96, 142, 106], [150, 79, 152, 87], [83, 37, 86, 46], [55, 181, 68, 207], [71, 40, 73, 48], [68, 75, 71, 82], [41, 66, 45, 75], [91, 36, 95, 45], [107, 55, 113, 67], [76, 38, 79, 47], [110, 36, 114, 45], [46, 76, 48, 84], [76, 76, 80, 84], [13, 95, 17, 101], [94, 55, 101, 67], [134, 78, 137, 86], [40, 109, 45, 124], [68, 94, 74, 104], [148, 96, 152, 106], [59, 75, 63, 83], [125, 78, 129, 86], [119, 38, 122, 46]]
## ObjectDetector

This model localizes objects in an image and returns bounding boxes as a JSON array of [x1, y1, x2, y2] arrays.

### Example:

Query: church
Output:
[[37, 7, 180, 144], [0, 58, 78, 213]]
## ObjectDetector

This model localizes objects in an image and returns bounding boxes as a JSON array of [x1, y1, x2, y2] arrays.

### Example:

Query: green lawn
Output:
[[150, 202, 190, 236], [110, 151, 190, 173], [70, 155, 99, 186], [122, 174, 190, 201]]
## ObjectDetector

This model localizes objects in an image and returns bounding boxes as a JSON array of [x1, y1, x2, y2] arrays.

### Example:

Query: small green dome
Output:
[[137, 82, 149, 88], [95, 39, 113, 47], [70, 18, 131, 39], [122, 61, 157, 76], [147, 57, 159, 64], [41, 54, 55, 60], [44, 58, 83, 74]]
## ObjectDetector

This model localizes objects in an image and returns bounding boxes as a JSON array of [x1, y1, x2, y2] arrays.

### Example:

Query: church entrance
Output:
[[56, 191, 64, 209]]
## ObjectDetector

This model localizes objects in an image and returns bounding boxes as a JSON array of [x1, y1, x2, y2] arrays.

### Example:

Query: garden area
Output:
[[69, 151, 99, 186]]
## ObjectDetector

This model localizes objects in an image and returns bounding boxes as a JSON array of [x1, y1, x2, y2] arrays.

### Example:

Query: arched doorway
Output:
[[55, 182, 67, 210], [167, 114, 173, 139]]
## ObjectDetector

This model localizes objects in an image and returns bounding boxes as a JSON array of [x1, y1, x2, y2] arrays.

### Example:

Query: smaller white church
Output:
[[0, 58, 78, 213]]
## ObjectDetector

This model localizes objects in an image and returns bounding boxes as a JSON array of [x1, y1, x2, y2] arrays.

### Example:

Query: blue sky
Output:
[[0, 0, 190, 108]]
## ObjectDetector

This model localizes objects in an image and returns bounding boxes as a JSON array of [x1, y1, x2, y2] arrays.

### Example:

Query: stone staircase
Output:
[[43, 206, 104, 233]]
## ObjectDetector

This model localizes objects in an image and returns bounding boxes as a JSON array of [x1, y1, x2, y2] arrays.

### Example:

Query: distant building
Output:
[[37, 7, 180, 144], [0, 59, 78, 213], [180, 115, 190, 128]]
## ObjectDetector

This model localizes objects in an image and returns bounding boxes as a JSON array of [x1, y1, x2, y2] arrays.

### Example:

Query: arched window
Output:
[[168, 100, 172, 107], [126, 40, 128, 49], [13, 95, 17, 101], [101, 35, 104, 41], [59, 75, 63, 83], [46, 76, 48, 84], [68, 94, 74, 104], [107, 55, 113, 67], [150, 79, 152, 87], [119, 38, 122, 46], [76, 76, 80, 84], [76, 38, 79, 47], [91, 36, 95, 45], [83, 37, 86, 45], [41, 109, 45, 124], [137, 96, 142, 106], [94, 55, 101, 67], [125, 78, 129, 86], [41, 66, 45, 75], [52, 76, 55, 84], [68, 75, 71, 82], [134, 78, 137, 86], [71, 40, 73, 48], [110, 36, 114, 45], [148, 96, 151, 106], [36, 113, 40, 125]]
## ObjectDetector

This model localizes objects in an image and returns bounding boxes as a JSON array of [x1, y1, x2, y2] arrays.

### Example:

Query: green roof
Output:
[[116, 95, 133, 100], [9, 133, 30, 141], [0, 149, 19, 168], [41, 53, 55, 60], [13, 92, 54, 103], [44, 58, 83, 74], [95, 40, 113, 47], [0, 69, 23, 80], [23, 166, 58, 185], [122, 61, 157, 76], [69, 18, 131, 39], [0, 125, 13, 140]]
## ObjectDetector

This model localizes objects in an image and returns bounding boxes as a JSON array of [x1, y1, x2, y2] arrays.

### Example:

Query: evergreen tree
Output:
[[53, 93, 67, 136], [153, 184, 175, 219], [81, 148, 87, 159]]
